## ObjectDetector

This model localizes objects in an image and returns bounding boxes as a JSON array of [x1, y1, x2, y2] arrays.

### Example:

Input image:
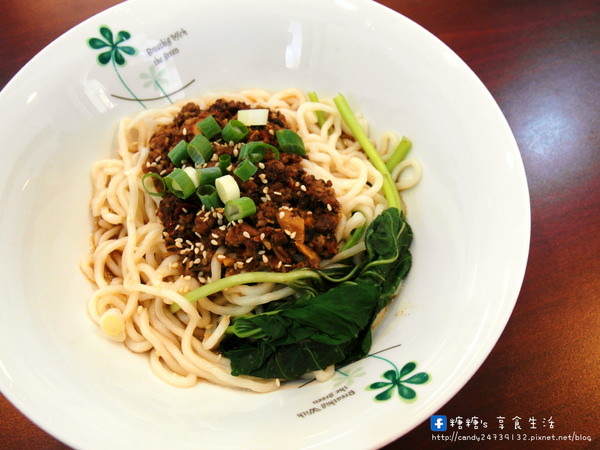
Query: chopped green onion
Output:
[[197, 166, 222, 186], [215, 174, 240, 203], [333, 93, 401, 211], [224, 197, 256, 222], [141, 172, 166, 197], [234, 159, 258, 182], [218, 153, 232, 174], [197, 185, 221, 209], [385, 136, 412, 171], [164, 168, 196, 199], [239, 141, 280, 162], [99, 308, 126, 342], [197, 115, 221, 140], [188, 134, 214, 165], [275, 129, 306, 155], [221, 119, 248, 143], [307, 91, 326, 127], [237, 109, 269, 126], [183, 166, 200, 188], [168, 140, 189, 167]]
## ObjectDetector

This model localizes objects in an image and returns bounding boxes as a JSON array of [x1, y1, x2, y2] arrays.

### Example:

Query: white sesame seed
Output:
[[182, 128, 187, 135], [279, 211, 285, 219], [194, 258, 201, 264], [258, 162, 265, 169], [290, 231, 297, 239], [327, 203, 332, 211], [300, 185, 307, 192], [245, 257, 253, 263], [262, 254, 268, 263], [243, 231, 251, 239], [210, 239, 218, 246]]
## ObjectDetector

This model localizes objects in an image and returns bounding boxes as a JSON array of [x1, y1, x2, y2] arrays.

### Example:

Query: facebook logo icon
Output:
[[430, 415, 447, 431]]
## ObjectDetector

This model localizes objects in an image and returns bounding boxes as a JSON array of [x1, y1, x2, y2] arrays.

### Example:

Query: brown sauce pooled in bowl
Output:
[[143, 100, 341, 281]]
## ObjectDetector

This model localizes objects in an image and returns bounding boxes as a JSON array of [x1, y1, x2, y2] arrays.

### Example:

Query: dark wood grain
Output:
[[1, 1, 598, 449]]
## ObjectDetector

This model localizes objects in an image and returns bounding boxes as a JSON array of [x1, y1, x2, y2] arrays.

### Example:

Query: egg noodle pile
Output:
[[80, 88, 421, 390]]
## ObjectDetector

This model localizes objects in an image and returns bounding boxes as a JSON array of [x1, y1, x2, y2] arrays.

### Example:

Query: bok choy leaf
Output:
[[220, 207, 412, 379]]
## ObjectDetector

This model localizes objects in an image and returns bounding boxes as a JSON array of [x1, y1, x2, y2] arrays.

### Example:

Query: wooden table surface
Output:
[[1, 0, 598, 448]]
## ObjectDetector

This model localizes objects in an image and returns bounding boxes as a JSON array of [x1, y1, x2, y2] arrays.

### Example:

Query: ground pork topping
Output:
[[143, 100, 341, 279]]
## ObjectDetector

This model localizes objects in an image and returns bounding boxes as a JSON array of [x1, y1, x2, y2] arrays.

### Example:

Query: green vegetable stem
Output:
[[333, 94, 402, 211]]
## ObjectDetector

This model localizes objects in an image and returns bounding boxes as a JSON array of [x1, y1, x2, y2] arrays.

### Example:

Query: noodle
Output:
[[81, 88, 421, 390]]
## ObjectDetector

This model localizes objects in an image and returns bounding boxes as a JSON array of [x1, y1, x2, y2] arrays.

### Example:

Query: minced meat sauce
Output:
[[143, 99, 341, 280]]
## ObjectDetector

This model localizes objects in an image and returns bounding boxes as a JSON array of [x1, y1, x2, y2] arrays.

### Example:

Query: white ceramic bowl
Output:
[[0, 0, 529, 448]]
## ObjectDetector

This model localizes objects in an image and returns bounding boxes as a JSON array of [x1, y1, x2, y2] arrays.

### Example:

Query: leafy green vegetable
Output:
[[220, 208, 412, 379]]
